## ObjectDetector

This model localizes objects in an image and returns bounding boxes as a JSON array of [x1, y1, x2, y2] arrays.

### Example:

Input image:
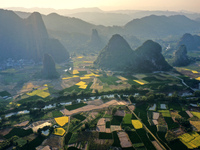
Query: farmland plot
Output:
[[131, 120, 143, 129], [117, 131, 132, 148], [179, 132, 200, 149]]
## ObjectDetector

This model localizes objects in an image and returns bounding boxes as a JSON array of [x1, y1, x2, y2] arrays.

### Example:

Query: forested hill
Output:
[[94, 34, 172, 72], [0, 9, 69, 63]]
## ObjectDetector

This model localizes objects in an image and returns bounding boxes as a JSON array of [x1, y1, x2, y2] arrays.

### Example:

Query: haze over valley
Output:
[[1, 1, 200, 149]]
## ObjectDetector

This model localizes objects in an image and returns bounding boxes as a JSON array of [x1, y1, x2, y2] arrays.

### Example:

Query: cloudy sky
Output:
[[0, 0, 200, 12]]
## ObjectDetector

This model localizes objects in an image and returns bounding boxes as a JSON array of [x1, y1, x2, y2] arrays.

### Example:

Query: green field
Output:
[[98, 76, 119, 85], [65, 103, 87, 111], [158, 110, 171, 117], [168, 102, 182, 111], [4, 128, 33, 139], [127, 131, 143, 144], [122, 114, 132, 124], [106, 121, 111, 128], [72, 114, 86, 121], [112, 131, 121, 147], [164, 117, 179, 130], [68, 133, 79, 144], [14, 138, 27, 147], [111, 116, 123, 125], [191, 112, 200, 119], [136, 128, 156, 150], [179, 111, 190, 119], [52, 110, 63, 117], [99, 132, 113, 139]]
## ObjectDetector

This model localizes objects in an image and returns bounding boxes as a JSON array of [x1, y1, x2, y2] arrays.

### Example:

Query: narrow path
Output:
[[127, 105, 167, 150], [66, 116, 70, 133], [166, 72, 194, 92]]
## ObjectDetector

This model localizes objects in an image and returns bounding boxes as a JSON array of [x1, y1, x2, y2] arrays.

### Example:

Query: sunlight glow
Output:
[[0, 0, 200, 12]]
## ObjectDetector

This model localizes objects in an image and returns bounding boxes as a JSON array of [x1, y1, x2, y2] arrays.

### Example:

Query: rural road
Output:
[[127, 105, 167, 150], [166, 72, 194, 92]]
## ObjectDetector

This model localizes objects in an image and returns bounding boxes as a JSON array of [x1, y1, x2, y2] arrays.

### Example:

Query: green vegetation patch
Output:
[[21, 136, 46, 150], [14, 138, 27, 147], [0, 91, 11, 97], [142, 76, 161, 82], [158, 110, 171, 117], [18, 95, 44, 104], [64, 132, 72, 145], [59, 85, 82, 94], [127, 131, 142, 144], [78, 71, 87, 76], [136, 128, 156, 150], [112, 131, 121, 147], [106, 121, 111, 128], [65, 103, 87, 111], [169, 102, 182, 111], [133, 143, 145, 148], [85, 82, 93, 91], [123, 114, 132, 124], [52, 110, 63, 117], [164, 117, 179, 130], [111, 116, 123, 125], [72, 114, 86, 121], [99, 132, 113, 139], [104, 114, 112, 118], [191, 112, 200, 119], [98, 76, 119, 85], [68, 133, 79, 144], [179, 111, 190, 119], [4, 128, 33, 139]]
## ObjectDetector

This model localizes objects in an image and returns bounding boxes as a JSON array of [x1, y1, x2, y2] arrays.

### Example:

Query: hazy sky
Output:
[[1, 0, 200, 12]]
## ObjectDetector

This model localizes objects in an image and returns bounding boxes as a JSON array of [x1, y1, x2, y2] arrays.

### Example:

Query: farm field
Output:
[[2, 53, 200, 150], [55, 116, 69, 126], [131, 120, 143, 129], [179, 132, 200, 149]]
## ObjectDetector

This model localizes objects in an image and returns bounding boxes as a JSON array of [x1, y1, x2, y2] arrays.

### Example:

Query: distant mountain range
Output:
[[6, 7, 200, 26], [0, 9, 69, 62], [94, 34, 172, 72], [1, 8, 200, 62]]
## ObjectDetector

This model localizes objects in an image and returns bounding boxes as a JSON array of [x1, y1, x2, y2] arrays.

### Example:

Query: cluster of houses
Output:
[[0, 58, 36, 70]]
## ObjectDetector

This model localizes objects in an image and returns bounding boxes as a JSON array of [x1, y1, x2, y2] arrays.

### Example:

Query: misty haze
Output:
[[1, 0, 200, 150]]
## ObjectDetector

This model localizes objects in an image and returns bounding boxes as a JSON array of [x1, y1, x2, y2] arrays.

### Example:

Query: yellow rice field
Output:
[[36, 91, 50, 98], [133, 80, 145, 85], [84, 73, 100, 77], [192, 70, 198, 73], [54, 128, 65, 136], [55, 116, 69, 126], [76, 81, 86, 86], [117, 76, 128, 81], [132, 120, 143, 129], [190, 121, 200, 131], [73, 70, 80, 74], [76, 81, 87, 89], [62, 75, 79, 80], [179, 132, 200, 149], [77, 56, 83, 58], [183, 68, 199, 74], [191, 112, 200, 119], [196, 77, 200, 81], [27, 88, 50, 98], [80, 76, 91, 80]]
